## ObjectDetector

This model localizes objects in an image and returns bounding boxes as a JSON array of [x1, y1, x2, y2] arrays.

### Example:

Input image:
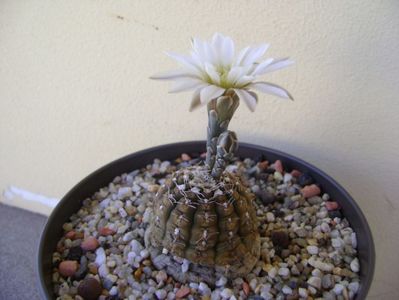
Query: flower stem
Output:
[[205, 92, 239, 175]]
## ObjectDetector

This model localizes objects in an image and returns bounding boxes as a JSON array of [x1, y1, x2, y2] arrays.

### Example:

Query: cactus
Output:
[[147, 164, 260, 277]]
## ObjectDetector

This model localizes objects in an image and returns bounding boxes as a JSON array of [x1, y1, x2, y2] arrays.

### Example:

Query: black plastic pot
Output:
[[37, 141, 375, 299]]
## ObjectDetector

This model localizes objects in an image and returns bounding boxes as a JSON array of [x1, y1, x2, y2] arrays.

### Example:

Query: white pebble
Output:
[[95, 247, 106, 266], [331, 238, 343, 248], [117, 187, 132, 198], [283, 173, 293, 183], [307, 276, 322, 289], [215, 276, 228, 287], [198, 282, 211, 296], [348, 282, 360, 293], [155, 270, 168, 283], [321, 222, 330, 233], [109, 286, 118, 296], [350, 258, 360, 272], [278, 267, 290, 277], [266, 212, 275, 222], [119, 207, 128, 218], [307, 245, 319, 255], [298, 287, 308, 298], [123, 232, 135, 242], [155, 289, 167, 300], [140, 249, 150, 259], [268, 267, 277, 278], [220, 288, 233, 299], [282, 285, 293, 295], [98, 264, 109, 277], [333, 283, 345, 295], [181, 259, 190, 273], [130, 240, 144, 254]]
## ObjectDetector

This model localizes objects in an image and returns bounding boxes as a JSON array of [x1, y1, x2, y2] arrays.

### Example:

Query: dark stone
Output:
[[328, 210, 343, 219], [281, 249, 291, 258], [288, 280, 298, 289], [105, 296, 120, 300], [248, 296, 265, 300], [77, 277, 102, 300], [271, 230, 290, 248], [256, 190, 276, 205], [100, 241, 111, 250], [102, 278, 114, 290], [255, 173, 270, 181], [74, 256, 88, 280], [283, 197, 293, 208], [66, 246, 83, 261], [264, 167, 276, 174], [273, 209, 285, 218], [298, 173, 314, 187]]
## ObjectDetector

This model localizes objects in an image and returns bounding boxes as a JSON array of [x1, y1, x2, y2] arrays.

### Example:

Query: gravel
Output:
[[52, 154, 361, 299]]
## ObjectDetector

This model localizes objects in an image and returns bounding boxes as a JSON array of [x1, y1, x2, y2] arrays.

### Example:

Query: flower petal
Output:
[[235, 75, 255, 88], [189, 88, 202, 111], [251, 58, 274, 76], [205, 63, 220, 85], [169, 78, 207, 93], [241, 44, 269, 66], [234, 88, 258, 112], [221, 36, 235, 66], [150, 69, 199, 80], [235, 46, 250, 66], [200, 85, 225, 104], [165, 51, 200, 72], [261, 58, 294, 74], [249, 82, 293, 100]]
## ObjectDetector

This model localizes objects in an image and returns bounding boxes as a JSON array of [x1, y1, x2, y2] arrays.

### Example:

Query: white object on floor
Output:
[[1, 185, 59, 216]]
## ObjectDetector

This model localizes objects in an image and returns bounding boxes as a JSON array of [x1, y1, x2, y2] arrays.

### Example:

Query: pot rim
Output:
[[37, 140, 375, 299]]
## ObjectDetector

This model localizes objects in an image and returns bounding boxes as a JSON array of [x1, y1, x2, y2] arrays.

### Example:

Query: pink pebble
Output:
[[301, 184, 321, 198], [59, 260, 78, 277], [273, 160, 284, 173], [65, 231, 76, 239], [176, 286, 191, 298], [181, 153, 191, 161], [325, 201, 339, 211], [81, 236, 99, 251], [291, 169, 302, 177], [99, 227, 115, 236]]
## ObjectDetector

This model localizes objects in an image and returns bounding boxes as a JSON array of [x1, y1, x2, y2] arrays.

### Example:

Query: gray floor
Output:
[[0, 204, 47, 300]]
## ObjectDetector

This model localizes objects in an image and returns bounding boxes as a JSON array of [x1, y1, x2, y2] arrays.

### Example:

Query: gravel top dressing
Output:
[[52, 153, 360, 300]]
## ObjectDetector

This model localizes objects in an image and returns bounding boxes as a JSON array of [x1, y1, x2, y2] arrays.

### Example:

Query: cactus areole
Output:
[[148, 33, 293, 278]]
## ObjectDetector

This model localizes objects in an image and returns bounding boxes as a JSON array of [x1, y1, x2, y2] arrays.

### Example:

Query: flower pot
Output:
[[37, 141, 375, 299]]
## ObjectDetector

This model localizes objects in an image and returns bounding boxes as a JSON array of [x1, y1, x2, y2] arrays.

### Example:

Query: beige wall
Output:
[[1, 0, 398, 298]]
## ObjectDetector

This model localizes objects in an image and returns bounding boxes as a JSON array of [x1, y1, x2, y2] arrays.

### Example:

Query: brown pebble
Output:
[[134, 268, 142, 280], [125, 206, 137, 216], [258, 160, 269, 171], [81, 236, 99, 251], [243, 281, 250, 296], [176, 286, 191, 298], [75, 232, 84, 239], [181, 153, 191, 161], [78, 277, 102, 300], [99, 227, 115, 236], [88, 263, 98, 274], [301, 184, 321, 198], [59, 260, 78, 277], [274, 160, 284, 173]]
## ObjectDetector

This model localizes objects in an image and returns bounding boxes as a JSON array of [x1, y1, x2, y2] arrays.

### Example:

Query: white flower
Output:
[[151, 33, 294, 112]]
